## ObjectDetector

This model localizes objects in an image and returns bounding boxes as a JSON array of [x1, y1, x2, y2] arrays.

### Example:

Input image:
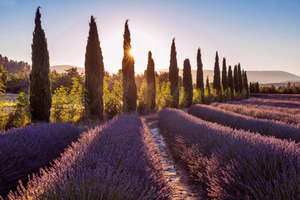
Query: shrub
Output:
[[5, 92, 30, 130], [7, 115, 171, 200], [0, 123, 80, 198], [188, 104, 300, 143], [103, 78, 122, 118], [159, 108, 299, 199]]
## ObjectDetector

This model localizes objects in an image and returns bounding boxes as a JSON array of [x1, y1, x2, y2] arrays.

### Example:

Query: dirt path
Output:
[[144, 114, 200, 200]]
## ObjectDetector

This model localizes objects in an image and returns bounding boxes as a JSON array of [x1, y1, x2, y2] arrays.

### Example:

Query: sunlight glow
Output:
[[129, 49, 135, 57]]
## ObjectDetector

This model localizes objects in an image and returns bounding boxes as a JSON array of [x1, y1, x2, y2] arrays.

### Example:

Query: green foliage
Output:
[[227, 65, 234, 97], [222, 57, 228, 91], [122, 20, 137, 112], [51, 78, 83, 122], [103, 77, 122, 119], [6, 72, 29, 93], [84, 16, 104, 119], [30, 7, 51, 122], [157, 81, 173, 109], [5, 92, 30, 130], [233, 65, 239, 93], [193, 88, 202, 104], [237, 63, 243, 93], [169, 39, 179, 108], [213, 51, 221, 94], [145, 51, 156, 111], [183, 59, 193, 107], [51, 68, 84, 93], [196, 48, 204, 95], [0, 65, 7, 95], [137, 79, 148, 114]]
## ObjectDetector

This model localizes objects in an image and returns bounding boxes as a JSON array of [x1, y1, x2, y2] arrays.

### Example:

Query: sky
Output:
[[0, 0, 299, 75]]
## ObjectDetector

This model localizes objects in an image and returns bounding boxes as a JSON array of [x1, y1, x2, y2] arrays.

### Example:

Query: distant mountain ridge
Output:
[[50, 65, 300, 84], [159, 69, 300, 84]]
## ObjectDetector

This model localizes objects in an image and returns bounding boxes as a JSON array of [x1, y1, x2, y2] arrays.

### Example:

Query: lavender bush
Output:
[[159, 108, 300, 199], [6, 115, 171, 200], [251, 93, 300, 101], [227, 100, 300, 115], [237, 97, 300, 108], [212, 102, 300, 124], [0, 123, 81, 198], [188, 104, 300, 143]]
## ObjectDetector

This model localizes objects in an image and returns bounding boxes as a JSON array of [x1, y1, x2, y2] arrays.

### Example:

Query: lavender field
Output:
[[1, 94, 299, 199]]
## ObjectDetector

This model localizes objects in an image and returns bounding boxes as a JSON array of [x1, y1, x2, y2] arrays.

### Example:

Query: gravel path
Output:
[[144, 114, 200, 200]]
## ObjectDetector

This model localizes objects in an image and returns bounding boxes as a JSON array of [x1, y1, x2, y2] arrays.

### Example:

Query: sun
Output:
[[129, 49, 135, 57]]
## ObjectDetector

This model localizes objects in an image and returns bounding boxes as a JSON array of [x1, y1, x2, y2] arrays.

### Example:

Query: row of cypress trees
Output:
[[29, 7, 248, 122]]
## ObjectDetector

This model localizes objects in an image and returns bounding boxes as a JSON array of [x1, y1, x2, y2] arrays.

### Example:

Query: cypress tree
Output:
[[222, 57, 228, 91], [233, 65, 239, 93], [183, 59, 193, 107], [237, 63, 243, 93], [227, 65, 234, 97], [243, 70, 249, 97], [146, 51, 156, 110], [84, 16, 104, 119], [169, 38, 179, 108], [206, 76, 211, 95], [196, 48, 204, 97], [213, 51, 221, 94], [122, 20, 137, 112], [30, 7, 51, 122]]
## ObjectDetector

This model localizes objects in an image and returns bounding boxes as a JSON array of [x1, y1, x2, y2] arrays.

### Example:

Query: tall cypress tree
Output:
[[206, 76, 211, 95], [84, 16, 104, 119], [169, 38, 179, 108], [196, 48, 204, 97], [233, 65, 239, 93], [213, 51, 221, 94], [237, 63, 243, 93], [122, 20, 137, 112], [227, 65, 234, 97], [222, 57, 228, 91], [146, 51, 156, 110], [183, 59, 193, 107], [30, 7, 51, 122], [243, 70, 249, 97]]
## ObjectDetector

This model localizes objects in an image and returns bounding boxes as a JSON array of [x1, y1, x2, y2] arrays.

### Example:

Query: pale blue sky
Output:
[[0, 0, 299, 74]]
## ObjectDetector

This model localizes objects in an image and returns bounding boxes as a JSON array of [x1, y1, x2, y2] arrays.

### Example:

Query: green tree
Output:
[[0, 65, 7, 95], [213, 51, 221, 94], [122, 20, 137, 112], [145, 51, 156, 110], [233, 65, 239, 93], [103, 77, 122, 118], [84, 16, 104, 119], [206, 76, 211, 95], [227, 65, 234, 97], [243, 70, 249, 97], [30, 7, 51, 122], [169, 39, 179, 108], [183, 59, 193, 107], [222, 57, 228, 91], [237, 63, 243, 93], [196, 48, 204, 99]]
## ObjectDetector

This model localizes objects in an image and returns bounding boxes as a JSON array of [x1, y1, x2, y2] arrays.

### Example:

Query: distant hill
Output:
[[159, 69, 300, 84], [0, 54, 30, 73], [51, 65, 84, 74]]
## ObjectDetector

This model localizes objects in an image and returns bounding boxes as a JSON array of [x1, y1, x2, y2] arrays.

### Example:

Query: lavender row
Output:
[[0, 123, 81, 198], [212, 102, 300, 124], [188, 104, 300, 143], [226, 100, 300, 115], [238, 97, 300, 108], [251, 93, 300, 101], [159, 108, 299, 199], [7, 115, 171, 200]]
